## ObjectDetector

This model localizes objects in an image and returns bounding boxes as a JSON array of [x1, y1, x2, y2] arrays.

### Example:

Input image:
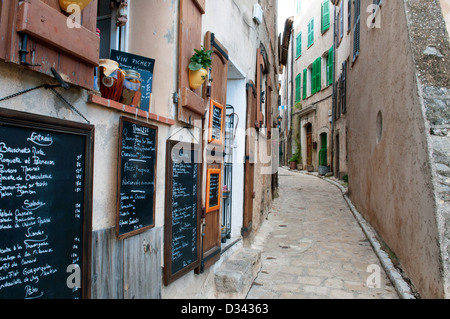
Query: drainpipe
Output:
[[289, 29, 294, 163], [331, 3, 337, 176]]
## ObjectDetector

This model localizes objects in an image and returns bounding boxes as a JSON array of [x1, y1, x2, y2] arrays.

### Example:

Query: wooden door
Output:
[[200, 32, 228, 271], [243, 81, 257, 237]]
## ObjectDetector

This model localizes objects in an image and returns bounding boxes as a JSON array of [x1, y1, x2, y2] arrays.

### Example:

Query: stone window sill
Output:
[[88, 94, 175, 126]]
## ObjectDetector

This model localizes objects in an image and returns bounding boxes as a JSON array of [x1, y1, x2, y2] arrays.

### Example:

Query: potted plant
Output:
[[189, 46, 212, 90], [288, 149, 300, 170]]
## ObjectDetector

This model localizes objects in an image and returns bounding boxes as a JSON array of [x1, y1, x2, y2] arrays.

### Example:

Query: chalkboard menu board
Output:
[[208, 100, 224, 144], [110, 50, 155, 112], [0, 108, 94, 299], [164, 141, 201, 285], [116, 117, 158, 240], [206, 168, 221, 213]]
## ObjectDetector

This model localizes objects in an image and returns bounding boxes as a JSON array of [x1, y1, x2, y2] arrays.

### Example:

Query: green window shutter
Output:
[[311, 62, 316, 95], [296, 33, 302, 58], [303, 68, 307, 100], [318, 57, 322, 92], [296, 0, 301, 14], [313, 57, 322, 94], [295, 74, 301, 102], [307, 19, 314, 47], [327, 46, 333, 85], [322, 0, 330, 33]]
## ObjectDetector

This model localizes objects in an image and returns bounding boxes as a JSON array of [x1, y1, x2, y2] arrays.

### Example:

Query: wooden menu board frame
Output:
[[206, 168, 221, 213], [164, 140, 202, 285], [208, 99, 224, 145], [0, 107, 94, 299], [116, 116, 158, 240]]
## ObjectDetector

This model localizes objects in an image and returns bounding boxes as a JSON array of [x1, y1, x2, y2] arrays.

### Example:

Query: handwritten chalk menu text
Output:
[[164, 141, 201, 285], [206, 168, 221, 213], [117, 117, 158, 239], [208, 100, 224, 144], [0, 108, 94, 299]]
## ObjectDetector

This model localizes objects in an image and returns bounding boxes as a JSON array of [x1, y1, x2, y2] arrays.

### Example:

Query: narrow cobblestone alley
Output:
[[246, 168, 399, 299]]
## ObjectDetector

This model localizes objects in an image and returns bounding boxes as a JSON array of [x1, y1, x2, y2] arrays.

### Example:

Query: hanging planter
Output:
[[188, 46, 212, 90], [59, 0, 93, 12]]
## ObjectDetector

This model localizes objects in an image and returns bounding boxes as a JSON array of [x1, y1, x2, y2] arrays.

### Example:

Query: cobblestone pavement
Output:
[[246, 168, 399, 299]]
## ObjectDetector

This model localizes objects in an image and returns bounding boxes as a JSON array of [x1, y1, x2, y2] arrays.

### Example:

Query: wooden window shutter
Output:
[[327, 46, 333, 86], [296, 33, 302, 58], [295, 73, 301, 102], [302, 68, 307, 100], [0, 0, 99, 90], [353, 0, 361, 61], [255, 48, 265, 129], [178, 0, 206, 127], [316, 57, 322, 93], [266, 75, 272, 138], [322, 0, 330, 33], [342, 60, 347, 113], [312, 60, 317, 95], [348, 0, 352, 32]]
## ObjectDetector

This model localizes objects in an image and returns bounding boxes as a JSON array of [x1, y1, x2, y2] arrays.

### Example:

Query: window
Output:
[[296, 0, 301, 14], [321, 0, 330, 33], [295, 73, 301, 102], [296, 33, 302, 58], [326, 46, 334, 86], [307, 18, 314, 47], [353, 0, 361, 62], [97, 0, 129, 59]]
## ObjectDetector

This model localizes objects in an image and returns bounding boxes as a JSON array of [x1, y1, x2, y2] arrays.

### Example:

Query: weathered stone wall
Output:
[[404, 0, 450, 298], [347, 0, 446, 299]]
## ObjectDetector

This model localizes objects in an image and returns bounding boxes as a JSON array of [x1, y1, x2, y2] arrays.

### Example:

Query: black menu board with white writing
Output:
[[208, 100, 224, 144], [116, 117, 158, 239], [0, 108, 93, 299], [164, 141, 201, 285]]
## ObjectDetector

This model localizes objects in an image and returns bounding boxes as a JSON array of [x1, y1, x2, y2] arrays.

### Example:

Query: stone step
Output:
[[214, 248, 261, 298]]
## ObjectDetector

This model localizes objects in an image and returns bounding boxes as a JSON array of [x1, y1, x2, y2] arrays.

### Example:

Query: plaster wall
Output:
[[347, 0, 444, 298], [128, 0, 178, 119]]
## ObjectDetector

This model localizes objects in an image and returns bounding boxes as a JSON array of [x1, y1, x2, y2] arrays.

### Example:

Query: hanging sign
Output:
[[208, 99, 224, 144], [205, 168, 221, 213]]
